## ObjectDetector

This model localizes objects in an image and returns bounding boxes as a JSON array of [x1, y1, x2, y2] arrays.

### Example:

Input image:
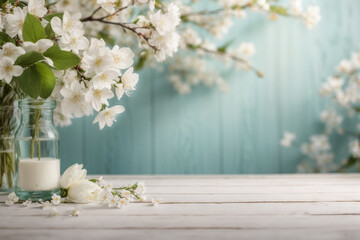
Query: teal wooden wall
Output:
[[59, 0, 360, 174]]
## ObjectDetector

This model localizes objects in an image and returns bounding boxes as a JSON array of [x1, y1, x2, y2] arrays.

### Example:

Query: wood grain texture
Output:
[[1, 175, 360, 240], [58, 0, 360, 174]]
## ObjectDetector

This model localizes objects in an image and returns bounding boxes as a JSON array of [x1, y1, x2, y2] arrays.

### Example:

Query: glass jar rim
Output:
[[18, 99, 56, 109]]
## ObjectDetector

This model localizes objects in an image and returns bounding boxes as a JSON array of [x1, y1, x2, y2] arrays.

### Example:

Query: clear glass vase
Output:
[[15, 99, 60, 201], [0, 105, 18, 193]]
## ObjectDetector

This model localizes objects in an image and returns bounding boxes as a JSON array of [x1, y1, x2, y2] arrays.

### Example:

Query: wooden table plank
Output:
[[1, 174, 360, 240]]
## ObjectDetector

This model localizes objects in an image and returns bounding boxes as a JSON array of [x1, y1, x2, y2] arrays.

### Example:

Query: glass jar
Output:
[[14, 99, 60, 201], [0, 104, 18, 193]]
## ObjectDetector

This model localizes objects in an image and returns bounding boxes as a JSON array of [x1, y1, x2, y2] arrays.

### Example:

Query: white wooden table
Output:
[[1, 174, 360, 240]]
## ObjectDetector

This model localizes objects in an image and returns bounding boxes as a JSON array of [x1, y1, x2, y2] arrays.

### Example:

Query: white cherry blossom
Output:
[[0, 57, 23, 83], [91, 69, 119, 90], [111, 46, 135, 69], [93, 105, 125, 130], [85, 87, 114, 111], [60, 82, 92, 117], [120, 67, 139, 96], [0, 42, 25, 61], [51, 11, 83, 36], [58, 30, 89, 53], [28, 0, 48, 18], [5, 7, 27, 38], [280, 132, 296, 147]]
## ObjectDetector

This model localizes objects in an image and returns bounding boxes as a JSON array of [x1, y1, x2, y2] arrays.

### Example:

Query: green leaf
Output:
[[0, 32, 15, 46], [218, 40, 234, 53], [270, 5, 288, 16], [44, 23, 55, 39], [135, 51, 148, 71], [14, 66, 41, 99], [35, 62, 56, 99], [98, 32, 115, 46], [22, 13, 46, 43], [13, 62, 56, 99], [15, 51, 45, 68], [344, 156, 358, 168], [43, 13, 64, 21], [43, 45, 81, 70]]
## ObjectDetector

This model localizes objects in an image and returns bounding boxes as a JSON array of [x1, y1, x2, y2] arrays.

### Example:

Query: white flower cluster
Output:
[[97, 177, 146, 209], [1, 0, 183, 129], [299, 135, 336, 173], [281, 47, 360, 173], [280, 132, 296, 147], [43, 9, 139, 129], [53, 0, 181, 63], [168, 25, 256, 93], [163, 0, 319, 94]]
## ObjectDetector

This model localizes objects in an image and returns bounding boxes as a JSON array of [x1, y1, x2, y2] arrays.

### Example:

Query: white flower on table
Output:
[[100, 189, 113, 203], [5, 192, 19, 206], [51, 194, 62, 206], [48, 207, 59, 217], [93, 105, 125, 130], [0, 57, 23, 83], [120, 190, 133, 200], [71, 207, 80, 217], [280, 132, 296, 147], [28, 0, 48, 18], [116, 198, 128, 209], [5, 7, 27, 38], [0, 43, 25, 61], [151, 198, 160, 207], [59, 163, 87, 189], [22, 200, 32, 207], [67, 180, 102, 203], [42, 201, 52, 210], [135, 182, 146, 195], [107, 195, 120, 208]]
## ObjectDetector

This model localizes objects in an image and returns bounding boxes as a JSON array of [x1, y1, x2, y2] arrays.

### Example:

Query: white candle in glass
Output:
[[18, 158, 60, 191]]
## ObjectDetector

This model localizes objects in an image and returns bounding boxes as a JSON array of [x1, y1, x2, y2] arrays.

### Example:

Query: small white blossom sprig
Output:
[[59, 164, 147, 207], [5, 192, 19, 206], [281, 47, 360, 173], [89, 177, 147, 208]]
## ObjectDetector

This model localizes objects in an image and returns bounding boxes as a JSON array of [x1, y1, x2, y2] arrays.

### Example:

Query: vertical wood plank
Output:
[[153, 72, 222, 174]]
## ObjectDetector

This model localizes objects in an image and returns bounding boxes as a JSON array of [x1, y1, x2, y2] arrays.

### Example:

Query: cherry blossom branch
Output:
[[192, 45, 263, 77], [181, 3, 253, 19], [82, 17, 157, 51], [80, 7, 102, 22]]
